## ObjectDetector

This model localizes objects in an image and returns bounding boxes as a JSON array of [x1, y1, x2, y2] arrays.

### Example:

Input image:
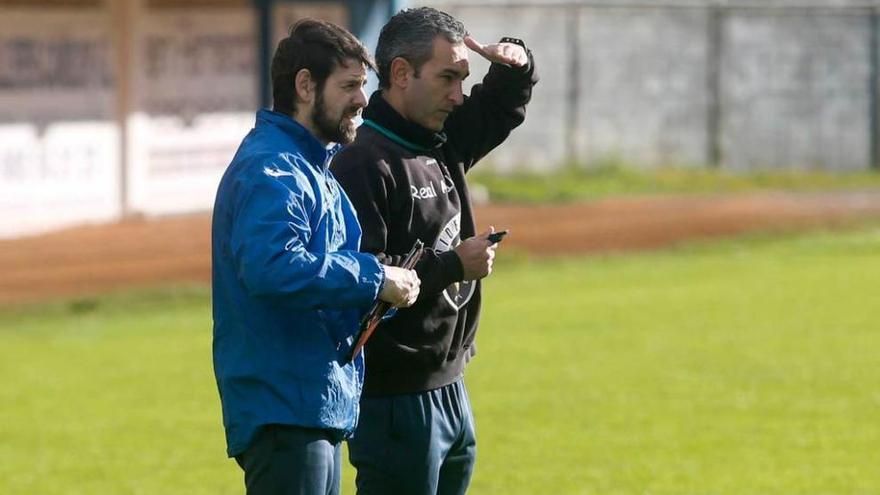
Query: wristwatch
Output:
[[499, 37, 525, 47], [498, 37, 531, 70]]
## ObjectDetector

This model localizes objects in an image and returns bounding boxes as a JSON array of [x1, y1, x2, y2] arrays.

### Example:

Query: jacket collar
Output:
[[257, 108, 340, 169], [361, 91, 446, 153]]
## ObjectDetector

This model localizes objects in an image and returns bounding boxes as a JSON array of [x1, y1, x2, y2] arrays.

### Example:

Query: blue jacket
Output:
[[211, 109, 384, 457]]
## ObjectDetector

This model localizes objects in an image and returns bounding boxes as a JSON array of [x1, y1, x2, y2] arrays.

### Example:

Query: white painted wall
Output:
[[125, 6, 259, 215], [0, 7, 120, 238]]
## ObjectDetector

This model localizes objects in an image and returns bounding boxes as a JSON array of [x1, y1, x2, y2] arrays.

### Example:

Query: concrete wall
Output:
[[434, 1, 879, 172], [2, 0, 877, 238], [721, 12, 872, 171]]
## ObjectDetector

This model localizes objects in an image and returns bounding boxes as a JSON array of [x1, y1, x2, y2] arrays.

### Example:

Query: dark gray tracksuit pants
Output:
[[235, 424, 343, 495], [348, 379, 477, 495]]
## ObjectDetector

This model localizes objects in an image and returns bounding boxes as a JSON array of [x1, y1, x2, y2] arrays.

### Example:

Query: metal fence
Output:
[[434, 0, 880, 172]]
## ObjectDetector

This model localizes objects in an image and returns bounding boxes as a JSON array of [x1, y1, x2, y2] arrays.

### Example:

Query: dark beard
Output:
[[314, 89, 358, 144]]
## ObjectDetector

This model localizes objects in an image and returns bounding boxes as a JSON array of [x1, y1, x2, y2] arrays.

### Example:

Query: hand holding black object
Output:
[[454, 227, 499, 281], [488, 230, 509, 244], [379, 266, 420, 308]]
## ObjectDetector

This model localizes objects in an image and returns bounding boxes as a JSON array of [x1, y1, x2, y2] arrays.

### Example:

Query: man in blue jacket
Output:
[[211, 19, 420, 495]]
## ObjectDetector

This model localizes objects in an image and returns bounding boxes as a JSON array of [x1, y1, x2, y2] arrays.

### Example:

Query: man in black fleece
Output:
[[331, 7, 537, 494]]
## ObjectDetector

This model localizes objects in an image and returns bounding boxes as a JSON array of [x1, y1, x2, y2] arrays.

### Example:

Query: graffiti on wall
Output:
[[0, 37, 112, 90], [0, 10, 115, 123], [136, 10, 258, 117], [126, 8, 259, 214]]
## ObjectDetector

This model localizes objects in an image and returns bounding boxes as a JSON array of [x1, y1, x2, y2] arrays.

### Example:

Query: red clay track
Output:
[[2, 191, 879, 305]]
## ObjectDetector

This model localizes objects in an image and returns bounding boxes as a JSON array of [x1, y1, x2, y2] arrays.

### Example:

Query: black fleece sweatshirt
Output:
[[331, 41, 538, 397]]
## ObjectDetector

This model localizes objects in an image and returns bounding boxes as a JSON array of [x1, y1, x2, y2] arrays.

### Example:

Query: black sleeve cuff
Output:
[[440, 249, 465, 284]]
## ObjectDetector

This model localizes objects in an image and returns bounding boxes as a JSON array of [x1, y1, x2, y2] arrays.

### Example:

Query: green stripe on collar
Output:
[[362, 119, 432, 153]]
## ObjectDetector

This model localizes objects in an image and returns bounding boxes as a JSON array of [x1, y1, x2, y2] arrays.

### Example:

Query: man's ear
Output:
[[389, 57, 413, 89], [294, 68, 316, 105]]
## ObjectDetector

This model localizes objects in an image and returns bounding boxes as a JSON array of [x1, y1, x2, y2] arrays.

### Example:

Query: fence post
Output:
[[706, 2, 723, 169], [870, 7, 879, 170], [255, 0, 273, 109], [566, 5, 581, 164], [110, 0, 136, 218]]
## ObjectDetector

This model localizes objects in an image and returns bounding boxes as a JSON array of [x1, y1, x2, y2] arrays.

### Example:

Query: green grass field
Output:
[[1, 227, 878, 494], [470, 165, 880, 203]]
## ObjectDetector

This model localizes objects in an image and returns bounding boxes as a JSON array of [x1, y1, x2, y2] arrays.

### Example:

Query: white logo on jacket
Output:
[[411, 183, 438, 200], [434, 212, 475, 310], [263, 166, 295, 178], [410, 177, 455, 200]]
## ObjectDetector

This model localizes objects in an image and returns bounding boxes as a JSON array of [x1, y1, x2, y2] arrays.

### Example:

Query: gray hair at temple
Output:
[[375, 7, 467, 89]]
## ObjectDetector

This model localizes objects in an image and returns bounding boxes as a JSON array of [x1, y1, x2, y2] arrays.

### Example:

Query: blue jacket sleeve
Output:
[[229, 164, 384, 309]]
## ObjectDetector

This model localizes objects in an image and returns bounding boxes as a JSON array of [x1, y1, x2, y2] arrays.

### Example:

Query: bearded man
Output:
[[211, 19, 420, 495]]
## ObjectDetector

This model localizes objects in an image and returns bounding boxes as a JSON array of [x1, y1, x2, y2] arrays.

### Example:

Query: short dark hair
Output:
[[376, 7, 467, 89], [271, 18, 376, 115]]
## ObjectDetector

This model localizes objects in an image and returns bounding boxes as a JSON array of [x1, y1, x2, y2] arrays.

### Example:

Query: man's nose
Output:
[[449, 82, 464, 106], [354, 87, 368, 108]]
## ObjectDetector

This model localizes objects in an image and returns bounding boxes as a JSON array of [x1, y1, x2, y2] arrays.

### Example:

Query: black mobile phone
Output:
[[487, 230, 509, 244]]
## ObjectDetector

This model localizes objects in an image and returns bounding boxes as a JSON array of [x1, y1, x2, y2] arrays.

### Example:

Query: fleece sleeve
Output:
[[443, 38, 539, 170]]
